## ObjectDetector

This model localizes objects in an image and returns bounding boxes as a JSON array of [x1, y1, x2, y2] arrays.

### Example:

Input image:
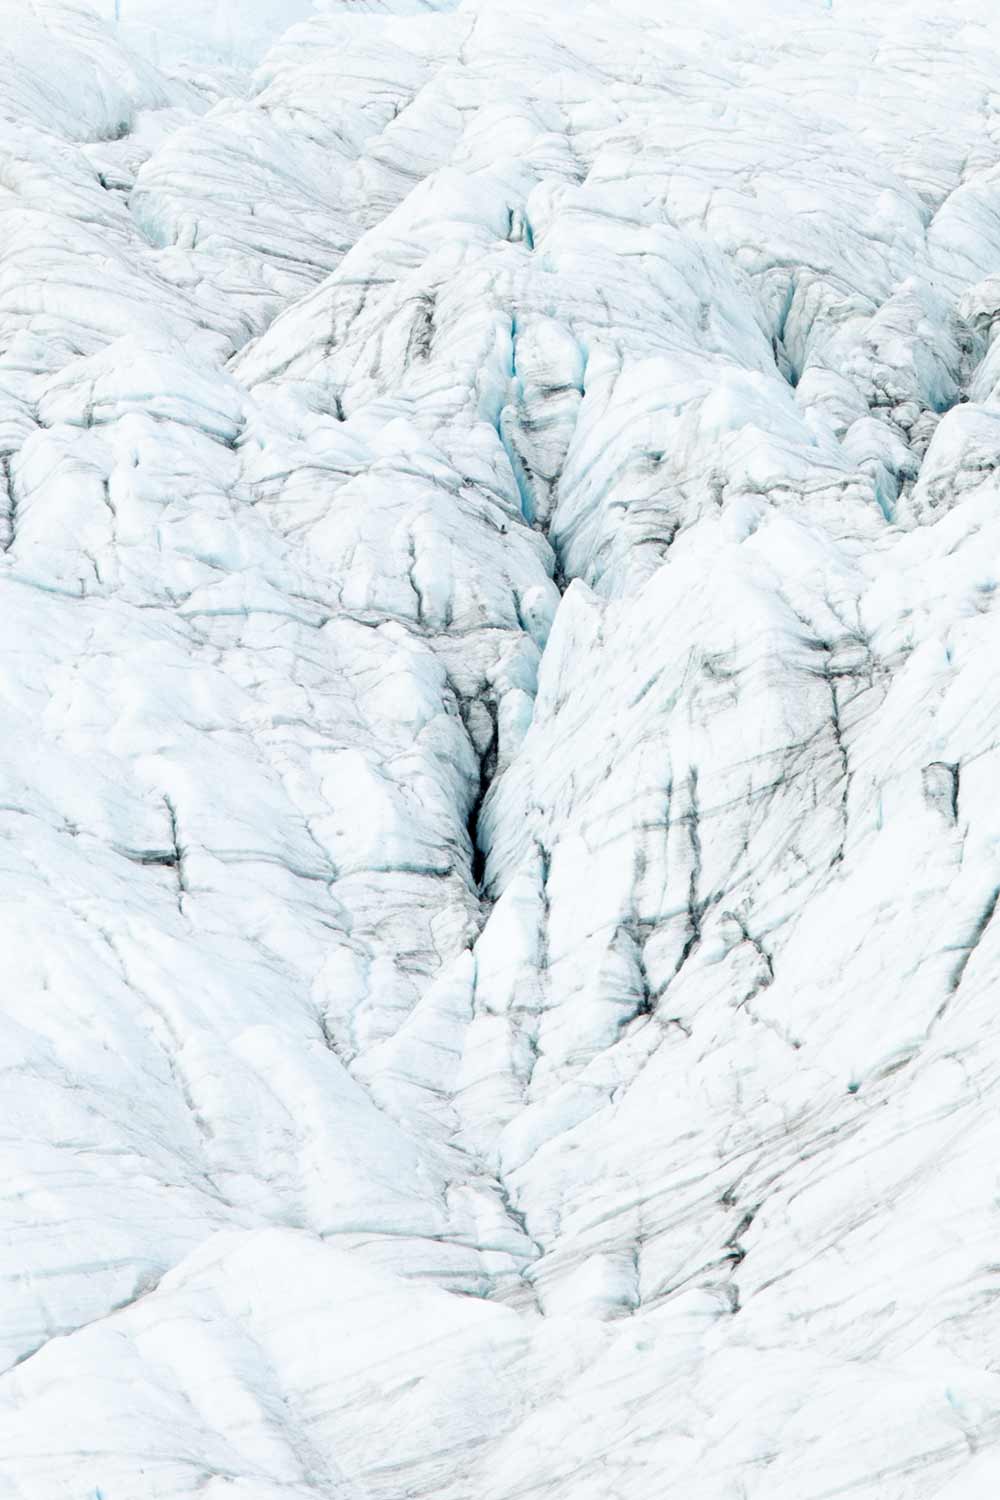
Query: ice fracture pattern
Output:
[[4, 1, 1000, 1496]]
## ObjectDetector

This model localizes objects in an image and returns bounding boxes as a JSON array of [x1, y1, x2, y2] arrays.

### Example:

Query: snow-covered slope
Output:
[[4, 0, 1000, 1495]]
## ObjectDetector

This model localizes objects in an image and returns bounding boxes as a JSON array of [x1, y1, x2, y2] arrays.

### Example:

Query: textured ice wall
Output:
[[3, 1, 1000, 1496]]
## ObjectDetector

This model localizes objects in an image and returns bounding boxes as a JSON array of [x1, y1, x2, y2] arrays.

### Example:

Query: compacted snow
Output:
[[4, 0, 1000, 1495]]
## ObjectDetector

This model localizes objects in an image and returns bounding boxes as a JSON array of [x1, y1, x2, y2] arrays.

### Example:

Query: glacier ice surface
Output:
[[4, 0, 1000, 1496]]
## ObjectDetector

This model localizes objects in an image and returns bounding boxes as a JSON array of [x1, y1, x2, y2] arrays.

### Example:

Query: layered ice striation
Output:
[[4, 0, 1000, 1495]]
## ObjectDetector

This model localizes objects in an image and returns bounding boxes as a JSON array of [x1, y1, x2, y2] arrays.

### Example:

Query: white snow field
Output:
[[4, 0, 1000, 1494]]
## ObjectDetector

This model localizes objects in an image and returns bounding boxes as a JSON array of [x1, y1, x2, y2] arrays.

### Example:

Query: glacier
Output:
[[3, 0, 1000, 1495]]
